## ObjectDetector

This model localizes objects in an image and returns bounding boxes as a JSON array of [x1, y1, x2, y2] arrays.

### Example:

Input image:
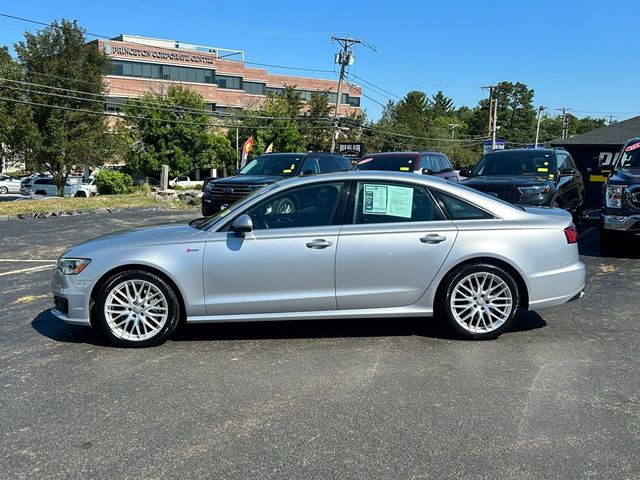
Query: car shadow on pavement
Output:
[[32, 308, 547, 346], [31, 310, 110, 346]]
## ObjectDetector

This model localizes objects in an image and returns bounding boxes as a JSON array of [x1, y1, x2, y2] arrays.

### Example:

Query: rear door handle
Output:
[[306, 239, 333, 249], [420, 234, 446, 244]]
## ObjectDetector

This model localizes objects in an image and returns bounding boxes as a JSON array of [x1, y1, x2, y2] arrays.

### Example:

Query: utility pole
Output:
[[482, 85, 496, 137], [491, 98, 498, 150], [556, 107, 571, 140], [449, 124, 459, 141], [534, 106, 546, 148], [330, 36, 360, 153]]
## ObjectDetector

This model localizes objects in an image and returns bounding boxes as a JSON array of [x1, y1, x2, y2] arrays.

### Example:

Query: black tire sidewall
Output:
[[95, 270, 180, 347], [440, 263, 520, 340]]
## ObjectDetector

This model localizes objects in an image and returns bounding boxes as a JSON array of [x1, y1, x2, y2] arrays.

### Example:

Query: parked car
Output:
[[600, 137, 640, 249], [201, 152, 352, 216], [73, 178, 98, 197], [353, 151, 458, 182], [52, 171, 585, 347], [0, 174, 22, 194], [169, 175, 203, 189], [21, 177, 78, 197], [460, 148, 585, 216]]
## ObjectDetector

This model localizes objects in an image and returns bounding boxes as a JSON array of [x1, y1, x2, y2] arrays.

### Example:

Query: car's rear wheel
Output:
[[95, 270, 180, 347], [35, 190, 46, 196], [0, 186, 8, 194], [75, 191, 87, 198], [440, 263, 520, 340]]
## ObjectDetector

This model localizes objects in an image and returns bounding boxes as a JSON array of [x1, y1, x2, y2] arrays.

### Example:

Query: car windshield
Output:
[[238, 154, 304, 176], [470, 151, 556, 177], [190, 183, 279, 230], [354, 155, 416, 172], [618, 142, 640, 169]]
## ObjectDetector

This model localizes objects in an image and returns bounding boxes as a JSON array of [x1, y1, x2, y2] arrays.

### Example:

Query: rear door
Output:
[[556, 152, 581, 210], [335, 180, 457, 309]]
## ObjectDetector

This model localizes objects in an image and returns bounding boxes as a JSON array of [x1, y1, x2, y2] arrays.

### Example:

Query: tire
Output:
[[95, 270, 181, 347], [439, 263, 520, 340], [75, 191, 88, 198], [599, 227, 616, 255], [0, 186, 8, 194], [35, 190, 46, 196]]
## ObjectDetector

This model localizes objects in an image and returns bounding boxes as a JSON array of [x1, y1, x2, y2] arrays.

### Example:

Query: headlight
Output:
[[56, 258, 91, 275], [605, 185, 625, 208], [517, 185, 552, 196]]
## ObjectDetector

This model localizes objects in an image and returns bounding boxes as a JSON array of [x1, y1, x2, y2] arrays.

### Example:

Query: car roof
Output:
[[366, 151, 446, 158]]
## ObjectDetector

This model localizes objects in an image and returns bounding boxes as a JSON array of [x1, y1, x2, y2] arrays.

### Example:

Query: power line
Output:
[[347, 73, 401, 100]]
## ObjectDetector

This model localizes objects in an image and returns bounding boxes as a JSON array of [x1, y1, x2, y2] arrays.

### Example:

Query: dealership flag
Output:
[[265, 142, 274, 154], [240, 136, 254, 168]]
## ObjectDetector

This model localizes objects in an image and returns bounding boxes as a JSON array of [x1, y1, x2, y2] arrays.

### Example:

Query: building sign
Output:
[[482, 139, 506, 154], [105, 42, 214, 64]]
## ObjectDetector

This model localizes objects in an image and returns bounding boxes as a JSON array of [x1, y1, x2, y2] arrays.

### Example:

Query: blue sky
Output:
[[1, 0, 638, 121]]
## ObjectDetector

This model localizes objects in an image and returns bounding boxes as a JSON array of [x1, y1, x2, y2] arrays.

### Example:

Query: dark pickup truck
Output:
[[460, 148, 585, 216], [201, 152, 352, 216], [600, 137, 640, 248]]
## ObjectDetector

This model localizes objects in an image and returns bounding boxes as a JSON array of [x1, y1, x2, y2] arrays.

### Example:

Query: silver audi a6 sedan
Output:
[[51, 171, 586, 347]]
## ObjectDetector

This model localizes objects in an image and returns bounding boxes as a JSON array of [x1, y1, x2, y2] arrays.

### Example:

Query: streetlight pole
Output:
[[534, 106, 546, 148], [491, 99, 498, 150]]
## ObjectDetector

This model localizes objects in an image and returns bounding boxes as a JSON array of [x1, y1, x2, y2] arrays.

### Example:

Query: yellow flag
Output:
[[265, 142, 274, 154]]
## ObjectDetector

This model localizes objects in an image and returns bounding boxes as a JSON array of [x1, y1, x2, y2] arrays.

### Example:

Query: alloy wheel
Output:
[[449, 272, 513, 333]]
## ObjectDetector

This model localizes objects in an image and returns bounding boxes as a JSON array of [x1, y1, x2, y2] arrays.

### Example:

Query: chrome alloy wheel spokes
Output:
[[104, 280, 168, 341], [450, 272, 513, 333]]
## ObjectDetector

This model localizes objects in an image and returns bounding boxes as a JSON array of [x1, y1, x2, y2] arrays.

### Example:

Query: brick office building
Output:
[[96, 35, 362, 116]]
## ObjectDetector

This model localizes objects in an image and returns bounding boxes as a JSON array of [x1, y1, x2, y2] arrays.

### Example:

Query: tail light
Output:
[[564, 225, 578, 244]]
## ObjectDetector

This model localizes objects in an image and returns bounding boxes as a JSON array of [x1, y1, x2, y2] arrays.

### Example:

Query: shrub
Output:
[[95, 170, 133, 195]]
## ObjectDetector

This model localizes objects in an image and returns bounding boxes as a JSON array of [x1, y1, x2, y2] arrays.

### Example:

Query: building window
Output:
[[105, 97, 127, 112], [216, 75, 242, 90], [244, 81, 266, 95], [265, 87, 284, 97], [107, 60, 215, 84]]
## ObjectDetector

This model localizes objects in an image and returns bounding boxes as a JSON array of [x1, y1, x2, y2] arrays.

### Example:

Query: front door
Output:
[[336, 181, 458, 310], [203, 181, 346, 315]]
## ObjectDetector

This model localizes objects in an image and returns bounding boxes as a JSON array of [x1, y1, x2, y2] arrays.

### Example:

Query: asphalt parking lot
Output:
[[1, 209, 639, 479]]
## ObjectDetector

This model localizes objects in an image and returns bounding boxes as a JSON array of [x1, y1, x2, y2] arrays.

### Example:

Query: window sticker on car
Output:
[[282, 169, 292, 173], [363, 184, 413, 218], [625, 141, 640, 152], [537, 167, 548, 172], [400, 166, 410, 171]]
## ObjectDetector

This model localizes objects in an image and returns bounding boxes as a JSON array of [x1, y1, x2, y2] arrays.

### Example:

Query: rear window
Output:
[[355, 155, 417, 172]]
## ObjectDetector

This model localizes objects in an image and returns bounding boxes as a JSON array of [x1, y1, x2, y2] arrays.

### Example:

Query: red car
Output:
[[353, 151, 458, 182]]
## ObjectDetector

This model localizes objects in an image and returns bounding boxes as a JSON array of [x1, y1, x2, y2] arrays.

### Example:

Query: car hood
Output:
[[608, 168, 640, 185], [212, 175, 285, 185], [462, 175, 552, 186], [65, 224, 209, 257]]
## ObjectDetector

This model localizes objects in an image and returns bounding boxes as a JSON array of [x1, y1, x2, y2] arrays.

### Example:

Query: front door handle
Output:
[[420, 234, 446, 244], [306, 239, 333, 249]]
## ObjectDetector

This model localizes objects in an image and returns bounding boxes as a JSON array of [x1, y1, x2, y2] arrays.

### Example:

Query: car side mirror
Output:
[[421, 168, 433, 175], [302, 170, 316, 176], [560, 168, 575, 176], [459, 168, 470, 178], [230, 214, 253, 234]]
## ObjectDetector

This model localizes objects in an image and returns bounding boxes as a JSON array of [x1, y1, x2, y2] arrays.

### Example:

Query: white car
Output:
[[73, 178, 98, 197], [23, 177, 77, 197], [169, 175, 203, 189], [0, 174, 22, 194]]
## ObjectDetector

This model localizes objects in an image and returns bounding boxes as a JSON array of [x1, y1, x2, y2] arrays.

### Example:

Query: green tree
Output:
[[303, 90, 332, 151], [14, 19, 119, 193], [123, 85, 235, 176], [429, 90, 455, 118]]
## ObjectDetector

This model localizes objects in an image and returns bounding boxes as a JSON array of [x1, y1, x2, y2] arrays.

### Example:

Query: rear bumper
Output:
[[527, 260, 586, 310]]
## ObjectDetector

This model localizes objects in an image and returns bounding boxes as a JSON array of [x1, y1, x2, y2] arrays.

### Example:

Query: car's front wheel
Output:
[[440, 263, 520, 340], [0, 186, 8, 194], [95, 270, 181, 347]]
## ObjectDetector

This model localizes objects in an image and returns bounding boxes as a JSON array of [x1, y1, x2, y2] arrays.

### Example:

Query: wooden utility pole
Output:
[[330, 37, 361, 153]]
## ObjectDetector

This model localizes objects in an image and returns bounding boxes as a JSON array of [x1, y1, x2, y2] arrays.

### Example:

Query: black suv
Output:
[[201, 152, 352, 216], [460, 148, 585, 214], [600, 137, 640, 247]]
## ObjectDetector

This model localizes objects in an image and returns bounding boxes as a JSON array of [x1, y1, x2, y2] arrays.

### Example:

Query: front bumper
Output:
[[51, 267, 92, 326], [602, 213, 640, 232]]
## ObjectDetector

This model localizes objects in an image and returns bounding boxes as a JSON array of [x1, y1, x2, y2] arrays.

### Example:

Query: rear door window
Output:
[[318, 156, 339, 173], [431, 190, 494, 220]]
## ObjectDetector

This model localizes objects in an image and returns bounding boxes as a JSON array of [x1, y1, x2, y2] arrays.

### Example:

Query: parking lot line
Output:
[[0, 259, 57, 263], [0, 264, 54, 277]]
